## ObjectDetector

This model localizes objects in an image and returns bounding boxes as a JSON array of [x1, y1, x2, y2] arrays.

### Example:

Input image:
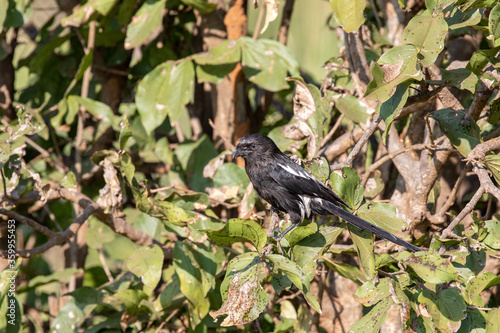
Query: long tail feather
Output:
[[323, 201, 421, 252]]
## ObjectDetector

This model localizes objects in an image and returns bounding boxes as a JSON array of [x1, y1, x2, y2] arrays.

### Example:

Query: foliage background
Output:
[[1, 0, 500, 332]]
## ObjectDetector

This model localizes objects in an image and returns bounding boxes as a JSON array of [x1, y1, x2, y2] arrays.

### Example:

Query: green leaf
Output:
[[303, 157, 330, 183], [486, 308, 500, 333], [23, 268, 83, 291], [438, 289, 467, 322], [402, 10, 448, 67], [118, 116, 132, 150], [240, 37, 298, 92], [265, 254, 320, 313], [61, 3, 94, 27], [483, 219, 500, 249], [181, 0, 216, 14], [89, 0, 116, 15], [329, 0, 365, 33], [195, 63, 237, 83], [357, 202, 404, 236], [489, 4, 500, 46], [379, 81, 411, 143], [329, 167, 364, 209], [292, 226, 343, 280], [174, 135, 218, 192], [205, 218, 267, 252], [192, 39, 241, 65], [484, 154, 500, 185], [173, 242, 211, 324], [113, 289, 148, 314], [213, 163, 249, 188], [126, 244, 164, 294], [467, 46, 500, 75], [50, 299, 85, 333], [135, 194, 194, 226], [426, 0, 457, 13], [349, 225, 376, 280], [354, 278, 391, 306], [85, 217, 115, 249], [418, 289, 464, 332], [464, 271, 500, 306], [365, 45, 422, 103], [432, 108, 482, 157], [69, 95, 117, 130], [441, 68, 478, 93], [445, 7, 482, 30], [136, 60, 195, 134], [349, 297, 394, 333], [0, 0, 8, 30], [406, 252, 458, 284], [124, 0, 166, 49], [334, 94, 369, 124]]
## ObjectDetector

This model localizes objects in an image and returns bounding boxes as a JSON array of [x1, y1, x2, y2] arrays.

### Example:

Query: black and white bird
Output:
[[233, 133, 420, 252]]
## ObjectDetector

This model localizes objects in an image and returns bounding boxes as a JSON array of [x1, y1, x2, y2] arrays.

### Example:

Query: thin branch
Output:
[[361, 139, 452, 187], [330, 114, 382, 170], [6, 204, 99, 258], [97, 248, 114, 282], [75, 20, 96, 184], [24, 136, 67, 173], [10, 187, 173, 259], [0, 209, 56, 237], [441, 188, 484, 239], [429, 163, 471, 224], [252, 1, 266, 39], [320, 113, 344, 149]]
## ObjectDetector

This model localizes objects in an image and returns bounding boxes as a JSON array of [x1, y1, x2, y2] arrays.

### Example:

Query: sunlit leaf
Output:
[[406, 252, 458, 283], [125, 0, 166, 49], [126, 244, 164, 294], [205, 218, 267, 252], [329, 0, 365, 33], [349, 297, 394, 333]]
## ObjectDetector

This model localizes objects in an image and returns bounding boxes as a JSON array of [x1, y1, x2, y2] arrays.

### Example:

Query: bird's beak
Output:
[[233, 148, 241, 158]]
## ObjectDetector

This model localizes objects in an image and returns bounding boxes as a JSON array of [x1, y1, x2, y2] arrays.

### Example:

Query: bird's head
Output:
[[233, 133, 279, 160]]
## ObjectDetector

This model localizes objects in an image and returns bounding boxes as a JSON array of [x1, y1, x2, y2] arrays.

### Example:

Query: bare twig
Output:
[[429, 164, 471, 224], [4, 204, 100, 258], [441, 188, 484, 239], [330, 114, 382, 170], [98, 248, 114, 282], [0, 209, 56, 237], [252, 1, 266, 39], [361, 139, 452, 187], [10, 187, 173, 259], [320, 113, 344, 149]]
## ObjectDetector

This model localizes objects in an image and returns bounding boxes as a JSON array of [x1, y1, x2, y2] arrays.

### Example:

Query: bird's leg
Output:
[[274, 223, 299, 255]]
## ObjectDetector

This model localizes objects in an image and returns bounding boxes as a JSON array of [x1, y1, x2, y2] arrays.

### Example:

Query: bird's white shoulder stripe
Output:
[[278, 163, 310, 179]]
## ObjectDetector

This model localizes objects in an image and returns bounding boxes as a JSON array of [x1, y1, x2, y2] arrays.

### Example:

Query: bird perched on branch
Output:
[[233, 133, 420, 252]]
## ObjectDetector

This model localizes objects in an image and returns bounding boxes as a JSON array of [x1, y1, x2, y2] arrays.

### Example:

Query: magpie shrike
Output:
[[233, 133, 420, 252]]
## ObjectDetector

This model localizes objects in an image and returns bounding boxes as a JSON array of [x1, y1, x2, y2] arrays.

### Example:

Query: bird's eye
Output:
[[252, 144, 256, 148]]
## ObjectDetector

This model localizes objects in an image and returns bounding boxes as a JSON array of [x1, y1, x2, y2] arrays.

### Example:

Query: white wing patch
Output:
[[278, 163, 311, 179]]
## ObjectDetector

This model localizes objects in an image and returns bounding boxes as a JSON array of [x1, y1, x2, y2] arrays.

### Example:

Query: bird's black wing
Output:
[[268, 154, 346, 206]]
